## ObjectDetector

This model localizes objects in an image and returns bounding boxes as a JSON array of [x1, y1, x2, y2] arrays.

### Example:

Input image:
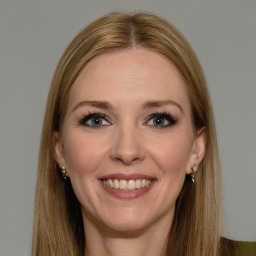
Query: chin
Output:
[[83, 205, 155, 235], [99, 207, 162, 235], [102, 218, 152, 235]]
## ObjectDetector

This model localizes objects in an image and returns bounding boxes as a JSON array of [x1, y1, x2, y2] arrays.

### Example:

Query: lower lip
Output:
[[100, 181, 155, 200]]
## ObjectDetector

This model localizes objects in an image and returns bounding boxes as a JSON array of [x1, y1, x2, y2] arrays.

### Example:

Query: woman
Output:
[[32, 12, 254, 256]]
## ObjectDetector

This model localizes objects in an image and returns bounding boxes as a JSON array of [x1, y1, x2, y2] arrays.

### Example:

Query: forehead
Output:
[[68, 48, 190, 110]]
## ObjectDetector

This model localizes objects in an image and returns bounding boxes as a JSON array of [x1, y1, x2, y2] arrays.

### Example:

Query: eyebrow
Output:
[[142, 100, 183, 112], [72, 100, 183, 112], [72, 101, 113, 112]]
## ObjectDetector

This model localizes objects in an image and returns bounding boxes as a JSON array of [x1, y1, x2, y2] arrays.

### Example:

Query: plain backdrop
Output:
[[0, 1, 255, 255]]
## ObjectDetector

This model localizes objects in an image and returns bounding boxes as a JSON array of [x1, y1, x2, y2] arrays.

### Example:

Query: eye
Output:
[[79, 113, 111, 128], [146, 113, 178, 128]]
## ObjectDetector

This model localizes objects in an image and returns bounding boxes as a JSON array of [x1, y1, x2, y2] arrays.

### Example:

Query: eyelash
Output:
[[79, 113, 110, 128], [79, 112, 178, 129], [146, 112, 178, 128]]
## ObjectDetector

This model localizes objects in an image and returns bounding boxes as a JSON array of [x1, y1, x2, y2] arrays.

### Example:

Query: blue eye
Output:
[[147, 113, 177, 128], [79, 113, 110, 127]]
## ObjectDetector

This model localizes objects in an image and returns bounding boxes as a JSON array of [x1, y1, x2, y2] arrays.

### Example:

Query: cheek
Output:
[[148, 131, 193, 177], [63, 130, 106, 178]]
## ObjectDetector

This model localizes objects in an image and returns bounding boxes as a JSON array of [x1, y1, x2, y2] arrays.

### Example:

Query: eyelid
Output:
[[79, 112, 112, 127], [78, 111, 178, 129], [145, 112, 178, 128]]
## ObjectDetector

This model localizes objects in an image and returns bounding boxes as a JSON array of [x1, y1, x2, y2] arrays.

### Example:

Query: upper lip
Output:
[[99, 173, 156, 181]]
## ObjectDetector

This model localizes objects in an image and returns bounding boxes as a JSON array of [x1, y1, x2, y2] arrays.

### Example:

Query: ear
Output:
[[186, 127, 206, 174], [52, 131, 67, 168]]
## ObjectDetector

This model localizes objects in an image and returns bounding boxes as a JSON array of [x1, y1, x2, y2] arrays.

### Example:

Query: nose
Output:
[[110, 126, 145, 165]]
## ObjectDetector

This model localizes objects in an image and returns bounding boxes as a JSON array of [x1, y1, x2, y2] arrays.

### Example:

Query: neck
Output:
[[83, 211, 173, 256]]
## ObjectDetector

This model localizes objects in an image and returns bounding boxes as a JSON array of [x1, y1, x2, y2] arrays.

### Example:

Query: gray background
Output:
[[0, 1, 255, 255]]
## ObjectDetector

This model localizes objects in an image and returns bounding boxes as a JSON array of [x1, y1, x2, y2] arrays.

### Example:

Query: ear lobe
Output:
[[52, 131, 67, 167], [186, 127, 206, 174]]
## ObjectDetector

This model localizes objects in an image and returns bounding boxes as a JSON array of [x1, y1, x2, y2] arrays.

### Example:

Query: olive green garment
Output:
[[220, 238, 256, 256], [235, 241, 256, 256]]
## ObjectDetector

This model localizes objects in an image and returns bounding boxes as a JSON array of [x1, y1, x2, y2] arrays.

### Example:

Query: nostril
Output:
[[115, 152, 141, 165], [111, 149, 145, 165], [110, 129, 145, 164]]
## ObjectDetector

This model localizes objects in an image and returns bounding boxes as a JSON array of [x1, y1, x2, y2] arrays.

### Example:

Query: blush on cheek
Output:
[[64, 132, 108, 179], [151, 140, 191, 177], [66, 149, 98, 177]]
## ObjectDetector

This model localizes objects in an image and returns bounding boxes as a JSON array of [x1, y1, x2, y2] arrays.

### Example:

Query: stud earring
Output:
[[59, 166, 69, 180], [191, 164, 198, 183]]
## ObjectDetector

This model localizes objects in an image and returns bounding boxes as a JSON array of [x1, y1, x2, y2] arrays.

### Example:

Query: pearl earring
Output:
[[191, 164, 198, 183], [59, 166, 69, 180]]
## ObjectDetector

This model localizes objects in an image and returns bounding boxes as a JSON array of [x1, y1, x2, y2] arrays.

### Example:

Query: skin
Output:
[[54, 48, 206, 256]]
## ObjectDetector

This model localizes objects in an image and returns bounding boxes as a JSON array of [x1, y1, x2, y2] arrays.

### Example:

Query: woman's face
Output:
[[54, 48, 205, 233]]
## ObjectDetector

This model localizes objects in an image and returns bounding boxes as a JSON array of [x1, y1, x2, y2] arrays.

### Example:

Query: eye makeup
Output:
[[145, 112, 178, 129], [78, 110, 179, 130], [79, 112, 111, 128]]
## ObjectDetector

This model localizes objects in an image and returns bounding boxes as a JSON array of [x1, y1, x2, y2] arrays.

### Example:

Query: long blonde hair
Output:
[[32, 12, 222, 256]]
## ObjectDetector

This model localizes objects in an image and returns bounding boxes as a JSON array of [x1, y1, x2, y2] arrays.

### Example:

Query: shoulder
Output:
[[235, 240, 256, 256], [220, 237, 256, 256]]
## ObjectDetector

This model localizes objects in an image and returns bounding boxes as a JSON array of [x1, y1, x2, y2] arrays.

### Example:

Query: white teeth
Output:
[[113, 179, 119, 189], [128, 180, 136, 190], [109, 179, 114, 188], [119, 179, 128, 190], [135, 179, 142, 189], [103, 178, 153, 190]]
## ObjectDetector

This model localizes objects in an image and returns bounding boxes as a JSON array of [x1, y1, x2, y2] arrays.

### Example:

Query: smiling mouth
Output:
[[102, 178, 153, 191], [99, 174, 156, 199]]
